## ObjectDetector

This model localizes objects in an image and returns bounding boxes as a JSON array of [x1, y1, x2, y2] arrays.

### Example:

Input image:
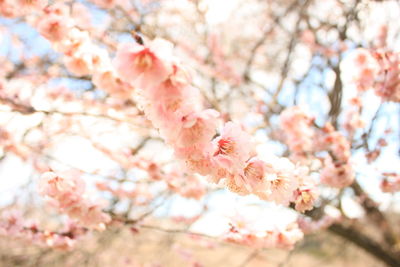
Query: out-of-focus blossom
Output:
[[39, 171, 111, 230], [36, 11, 71, 42], [0, 211, 84, 250], [343, 96, 365, 136], [89, 0, 118, 9], [280, 106, 315, 158], [380, 173, 400, 193], [224, 220, 303, 250], [320, 157, 354, 188]]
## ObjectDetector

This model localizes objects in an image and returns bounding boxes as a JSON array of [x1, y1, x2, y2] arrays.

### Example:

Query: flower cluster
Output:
[[39, 171, 111, 230], [317, 123, 354, 188], [280, 107, 354, 188], [113, 38, 318, 212], [0, 0, 46, 18], [342, 96, 365, 137], [0, 210, 85, 250], [224, 221, 304, 250], [280, 106, 315, 158], [347, 48, 380, 92], [345, 47, 400, 103], [31, 2, 133, 98], [372, 51, 400, 102]]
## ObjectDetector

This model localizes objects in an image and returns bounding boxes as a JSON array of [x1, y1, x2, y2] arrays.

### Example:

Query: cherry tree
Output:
[[0, 0, 399, 266]]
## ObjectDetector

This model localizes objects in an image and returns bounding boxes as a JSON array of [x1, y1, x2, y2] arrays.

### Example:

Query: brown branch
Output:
[[242, 0, 303, 80], [0, 95, 136, 124], [328, 223, 400, 267], [327, 65, 342, 128], [351, 181, 398, 247]]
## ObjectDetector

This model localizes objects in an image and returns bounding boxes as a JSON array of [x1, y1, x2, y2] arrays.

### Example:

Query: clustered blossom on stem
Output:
[[30, 2, 133, 98], [380, 173, 400, 193], [342, 96, 365, 137], [344, 36, 400, 102], [280, 106, 354, 189], [39, 171, 111, 230], [372, 51, 400, 102], [113, 37, 318, 213], [317, 123, 354, 188], [280, 106, 315, 159], [224, 221, 304, 250], [346, 48, 380, 92], [0, 210, 85, 250]]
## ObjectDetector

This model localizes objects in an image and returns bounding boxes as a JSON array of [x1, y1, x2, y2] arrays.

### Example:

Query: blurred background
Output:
[[0, 0, 399, 266]]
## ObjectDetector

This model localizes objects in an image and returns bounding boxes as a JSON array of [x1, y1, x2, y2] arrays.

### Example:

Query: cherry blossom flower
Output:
[[64, 52, 94, 76], [37, 14, 71, 42], [262, 157, 299, 205], [114, 38, 174, 88], [232, 158, 268, 194], [93, 69, 133, 97], [373, 52, 400, 102], [212, 122, 254, 175], [173, 109, 219, 149], [293, 175, 319, 213], [0, 0, 19, 18]]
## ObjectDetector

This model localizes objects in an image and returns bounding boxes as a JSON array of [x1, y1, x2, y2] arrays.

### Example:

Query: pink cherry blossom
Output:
[[293, 176, 319, 213], [92, 69, 133, 97], [113, 38, 174, 88], [262, 157, 299, 205], [234, 158, 268, 194], [212, 122, 254, 175], [0, 0, 18, 18], [374, 51, 400, 102], [64, 52, 94, 77], [172, 109, 219, 149], [37, 14, 71, 42]]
